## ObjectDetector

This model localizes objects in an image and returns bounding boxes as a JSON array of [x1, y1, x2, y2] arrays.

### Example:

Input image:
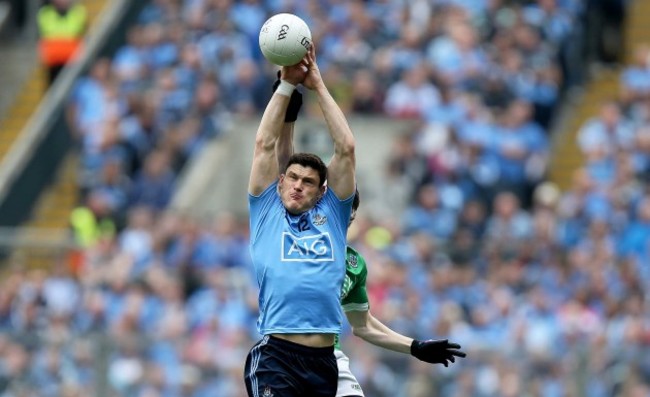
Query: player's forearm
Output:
[[314, 84, 355, 157], [256, 93, 291, 153], [275, 122, 295, 172], [352, 313, 413, 354]]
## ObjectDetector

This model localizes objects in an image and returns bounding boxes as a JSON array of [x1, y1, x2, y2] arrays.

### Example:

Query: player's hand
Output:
[[410, 339, 466, 367], [272, 71, 303, 122], [280, 61, 308, 86], [302, 44, 324, 91]]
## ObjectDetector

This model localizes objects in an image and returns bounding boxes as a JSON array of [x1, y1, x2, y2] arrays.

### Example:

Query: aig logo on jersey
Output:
[[282, 232, 334, 262]]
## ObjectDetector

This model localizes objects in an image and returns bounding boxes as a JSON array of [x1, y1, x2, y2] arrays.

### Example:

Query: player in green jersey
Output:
[[273, 75, 466, 397], [334, 191, 466, 397]]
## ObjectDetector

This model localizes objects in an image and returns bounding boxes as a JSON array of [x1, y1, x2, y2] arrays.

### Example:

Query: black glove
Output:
[[410, 339, 466, 367], [272, 71, 303, 123]]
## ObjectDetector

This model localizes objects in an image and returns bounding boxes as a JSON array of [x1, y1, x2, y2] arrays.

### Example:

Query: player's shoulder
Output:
[[345, 245, 362, 259], [249, 180, 279, 199], [320, 186, 355, 208]]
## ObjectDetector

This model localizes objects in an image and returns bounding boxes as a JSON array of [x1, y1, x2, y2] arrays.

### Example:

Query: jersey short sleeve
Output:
[[318, 186, 354, 238], [248, 181, 280, 243], [341, 248, 369, 312]]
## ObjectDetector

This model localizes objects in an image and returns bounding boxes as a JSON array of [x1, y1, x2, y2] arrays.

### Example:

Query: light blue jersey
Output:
[[249, 181, 353, 335]]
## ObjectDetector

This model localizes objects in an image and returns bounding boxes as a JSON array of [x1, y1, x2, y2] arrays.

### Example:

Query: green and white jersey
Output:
[[335, 246, 369, 349]]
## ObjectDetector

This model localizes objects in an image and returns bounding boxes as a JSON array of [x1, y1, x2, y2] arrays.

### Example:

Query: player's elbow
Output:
[[351, 325, 370, 339], [335, 136, 355, 158], [255, 133, 276, 153]]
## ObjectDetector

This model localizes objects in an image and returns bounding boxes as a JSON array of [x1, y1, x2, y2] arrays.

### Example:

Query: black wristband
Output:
[[410, 339, 421, 357], [285, 90, 302, 122]]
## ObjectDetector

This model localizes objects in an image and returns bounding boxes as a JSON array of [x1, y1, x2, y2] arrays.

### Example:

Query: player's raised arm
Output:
[[302, 45, 356, 200], [249, 64, 307, 196]]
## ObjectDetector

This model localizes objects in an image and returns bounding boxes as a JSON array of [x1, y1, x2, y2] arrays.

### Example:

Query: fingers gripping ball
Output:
[[259, 13, 312, 66]]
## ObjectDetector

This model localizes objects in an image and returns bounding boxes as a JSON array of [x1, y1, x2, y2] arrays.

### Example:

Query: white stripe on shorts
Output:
[[250, 335, 270, 397]]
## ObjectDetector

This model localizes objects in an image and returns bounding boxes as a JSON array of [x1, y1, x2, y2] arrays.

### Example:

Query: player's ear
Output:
[[278, 174, 285, 192]]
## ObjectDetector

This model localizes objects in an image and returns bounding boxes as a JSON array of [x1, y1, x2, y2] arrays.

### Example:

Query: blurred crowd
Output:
[[64, 0, 590, 227], [1, 0, 649, 396]]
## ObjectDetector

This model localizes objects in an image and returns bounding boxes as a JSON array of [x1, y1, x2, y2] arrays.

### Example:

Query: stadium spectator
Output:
[[402, 183, 457, 242], [349, 69, 384, 114], [384, 63, 441, 119], [37, 0, 87, 85], [128, 149, 176, 211], [426, 21, 485, 89], [87, 157, 132, 221], [577, 100, 635, 161], [69, 191, 116, 249], [484, 191, 534, 251], [492, 99, 548, 203], [620, 44, 650, 103]]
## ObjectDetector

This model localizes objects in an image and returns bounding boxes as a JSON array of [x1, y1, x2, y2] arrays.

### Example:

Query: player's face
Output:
[[279, 164, 323, 215]]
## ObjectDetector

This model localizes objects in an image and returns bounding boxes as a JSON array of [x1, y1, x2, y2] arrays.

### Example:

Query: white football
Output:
[[259, 13, 312, 66]]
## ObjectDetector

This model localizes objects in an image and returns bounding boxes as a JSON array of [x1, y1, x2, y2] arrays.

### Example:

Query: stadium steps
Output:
[[0, 68, 46, 163], [25, 152, 80, 229], [3, 0, 112, 270], [625, 0, 650, 58], [8, 152, 79, 270], [548, 71, 620, 190], [548, 0, 650, 190]]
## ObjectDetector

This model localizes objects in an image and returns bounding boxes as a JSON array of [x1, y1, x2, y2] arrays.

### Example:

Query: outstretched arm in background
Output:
[[345, 309, 466, 367], [302, 45, 356, 199]]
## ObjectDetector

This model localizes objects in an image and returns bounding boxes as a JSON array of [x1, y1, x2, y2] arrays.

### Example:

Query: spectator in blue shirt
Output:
[[621, 45, 650, 100], [129, 150, 175, 211], [384, 63, 441, 119], [619, 197, 650, 261], [485, 191, 534, 250], [427, 21, 486, 89], [577, 100, 635, 160], [402, 184, 458, 242], [112, 26, 148, 93]]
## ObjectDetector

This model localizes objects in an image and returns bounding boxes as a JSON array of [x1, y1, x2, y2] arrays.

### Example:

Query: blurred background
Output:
[[0, 0, 648, 396]]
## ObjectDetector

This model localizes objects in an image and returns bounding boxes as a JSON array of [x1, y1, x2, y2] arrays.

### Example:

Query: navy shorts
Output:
[[244, 335, 338, 397]]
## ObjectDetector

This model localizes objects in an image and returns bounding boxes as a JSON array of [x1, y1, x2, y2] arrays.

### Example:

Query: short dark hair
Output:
[[349, 188, 360, 225], [285, 153, 328, 187]]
